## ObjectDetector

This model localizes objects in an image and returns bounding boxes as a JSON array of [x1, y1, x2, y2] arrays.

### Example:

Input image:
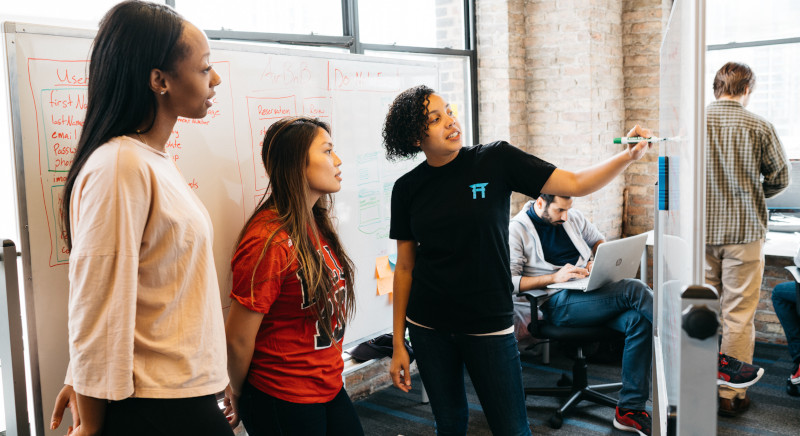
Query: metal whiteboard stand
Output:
[[676, 285, 719, 436], [0, 239, 30, 436]]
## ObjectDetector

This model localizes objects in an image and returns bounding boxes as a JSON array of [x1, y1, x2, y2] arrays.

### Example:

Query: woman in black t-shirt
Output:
[[383, 85, 652, 436]]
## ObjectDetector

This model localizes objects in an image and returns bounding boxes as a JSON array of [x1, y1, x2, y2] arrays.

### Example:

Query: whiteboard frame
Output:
[[4, 20, 442, 435], [653, 1, 713, 434], [4, 22, 45, 436]]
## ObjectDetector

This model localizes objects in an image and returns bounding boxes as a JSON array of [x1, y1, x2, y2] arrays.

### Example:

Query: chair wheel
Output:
[[556, 374, 572, 387], [548, 413, 563, 429]]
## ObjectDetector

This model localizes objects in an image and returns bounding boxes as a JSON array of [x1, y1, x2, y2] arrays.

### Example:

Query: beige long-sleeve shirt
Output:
[[67, 136, 228, 400]]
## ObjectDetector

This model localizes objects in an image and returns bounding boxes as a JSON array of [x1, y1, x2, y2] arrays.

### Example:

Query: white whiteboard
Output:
[[4, 21, 438, 435], [655, 0, 716, 434]]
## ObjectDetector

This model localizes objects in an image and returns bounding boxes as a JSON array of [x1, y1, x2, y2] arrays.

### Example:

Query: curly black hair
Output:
[[382, 85, 435, 161]]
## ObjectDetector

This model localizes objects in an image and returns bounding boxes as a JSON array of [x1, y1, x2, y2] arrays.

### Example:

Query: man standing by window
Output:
[[706, 61, 790, 416]]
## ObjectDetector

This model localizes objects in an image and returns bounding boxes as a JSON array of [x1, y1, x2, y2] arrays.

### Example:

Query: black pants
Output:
[[101, 394, 234, 436], [238, 382, 364, 436]]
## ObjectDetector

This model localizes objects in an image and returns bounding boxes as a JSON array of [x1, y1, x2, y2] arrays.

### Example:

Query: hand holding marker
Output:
[[614, 136, 679, 144]]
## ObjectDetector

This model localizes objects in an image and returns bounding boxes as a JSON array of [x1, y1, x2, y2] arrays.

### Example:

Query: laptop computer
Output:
[[546, 232, 648, 292]]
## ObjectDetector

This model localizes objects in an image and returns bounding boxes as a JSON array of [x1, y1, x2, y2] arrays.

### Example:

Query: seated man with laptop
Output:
[[509, 193, 653, 436]]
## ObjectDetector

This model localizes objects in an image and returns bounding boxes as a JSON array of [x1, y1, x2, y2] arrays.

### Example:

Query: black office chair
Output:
[[519, 290, 624, 429]]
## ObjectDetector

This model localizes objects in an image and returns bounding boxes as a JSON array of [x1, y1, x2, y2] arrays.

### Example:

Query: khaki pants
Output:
[[705, 239, 764, 400]]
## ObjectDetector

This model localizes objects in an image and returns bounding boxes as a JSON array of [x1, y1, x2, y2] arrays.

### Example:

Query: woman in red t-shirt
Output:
[[224, 116, 362, 435]]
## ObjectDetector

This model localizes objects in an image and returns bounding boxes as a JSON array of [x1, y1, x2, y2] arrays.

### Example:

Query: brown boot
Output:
[[718, 395, 750, 417]]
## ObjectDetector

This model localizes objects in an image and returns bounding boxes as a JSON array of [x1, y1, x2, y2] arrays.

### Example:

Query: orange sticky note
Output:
[[376, 256, 394, 295], [377, 276, 394, 296], [376, 256, 392, 279]]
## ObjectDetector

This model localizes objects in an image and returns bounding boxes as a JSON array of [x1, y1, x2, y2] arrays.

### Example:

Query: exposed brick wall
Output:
[[622, 0, 664, 236], [475, 0, 524, 145], [435, 0, 472, 121], [758, 256, 794, 345], [477, 0, 660, 239], [345, 359, 420, 401]]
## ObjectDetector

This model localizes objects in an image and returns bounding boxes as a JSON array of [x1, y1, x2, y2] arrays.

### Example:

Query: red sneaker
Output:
[[717, 353, 764, 388], [790, 363, 800, 385], [614, 407, 651, 436]]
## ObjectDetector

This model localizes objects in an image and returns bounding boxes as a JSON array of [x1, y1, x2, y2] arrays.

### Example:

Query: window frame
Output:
[[707, 35, 800, 160], [167, 0, 479, 141]]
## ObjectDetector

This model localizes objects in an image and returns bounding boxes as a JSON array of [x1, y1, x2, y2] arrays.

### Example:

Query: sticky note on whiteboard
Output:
[[376, 256, 394, 295]]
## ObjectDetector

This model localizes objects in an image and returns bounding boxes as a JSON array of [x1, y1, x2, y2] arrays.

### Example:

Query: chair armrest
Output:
[[788, 266, 800, 317], [518, 290, 549, 337], [785, 266, 800, 283]]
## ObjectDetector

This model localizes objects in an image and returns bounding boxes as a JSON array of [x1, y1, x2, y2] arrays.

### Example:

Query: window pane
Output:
[[707, 0, 800, 45], [176, 0, 342, 35], [365, 51, 473, 147], [706, 45, 800, 158], [359, 0, 465, 49], [1, 0, 147, 27]]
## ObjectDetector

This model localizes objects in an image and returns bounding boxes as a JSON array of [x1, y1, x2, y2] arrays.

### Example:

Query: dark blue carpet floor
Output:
[[354, 341, 800, 435]]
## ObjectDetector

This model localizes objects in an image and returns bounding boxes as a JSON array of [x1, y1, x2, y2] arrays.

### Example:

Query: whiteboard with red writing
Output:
[[4, 21, 439, 435]]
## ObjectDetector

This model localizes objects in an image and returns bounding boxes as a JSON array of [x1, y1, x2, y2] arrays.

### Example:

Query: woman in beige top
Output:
[[49, 2, 231, 435]]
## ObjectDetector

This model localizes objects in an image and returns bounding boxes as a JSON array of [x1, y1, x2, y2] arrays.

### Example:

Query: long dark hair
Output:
[[62, 0, 188, 249], [236, 117, 356, 347]]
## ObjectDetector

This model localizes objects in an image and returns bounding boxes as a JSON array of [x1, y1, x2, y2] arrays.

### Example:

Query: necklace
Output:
[[135, 130, 148, 147]]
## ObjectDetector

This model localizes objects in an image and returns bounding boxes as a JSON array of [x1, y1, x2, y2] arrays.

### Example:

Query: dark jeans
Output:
[[101, 394, 234, 436], [772, 281, 800, 363], [544, 278, 653, 410], [408, 324, 531, 436], [238, 382, 364, 436]]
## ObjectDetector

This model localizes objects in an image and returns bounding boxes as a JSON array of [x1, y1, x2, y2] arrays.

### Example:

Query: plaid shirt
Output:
[[706, 100, 790, 245]]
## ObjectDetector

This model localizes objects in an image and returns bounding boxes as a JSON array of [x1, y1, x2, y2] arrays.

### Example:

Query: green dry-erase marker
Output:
[[614, 136, 674, 144]]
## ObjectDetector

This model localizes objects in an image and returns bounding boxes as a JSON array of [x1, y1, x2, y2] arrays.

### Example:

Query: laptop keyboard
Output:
[[558, 277, 590, 290]]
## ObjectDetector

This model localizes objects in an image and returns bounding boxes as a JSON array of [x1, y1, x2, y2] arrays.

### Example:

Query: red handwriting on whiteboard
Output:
[[54, 157, 73, 170], [257, 104, 292, 118], [333, 68, 384, 90], [308, 103, 326, 115], [53, 142, 77, 155], [50, 114, 84, 126], [262, 58, 313, 86], [51, 127, 79, 141], [177, 118, 211, 125], [56, 68, 88, 86], [48, 90, 87, 110], [303, 97, 332, 119], [175, 101, 221, 125], [48, 90, 73, 108], [166, 138, 182, 150]]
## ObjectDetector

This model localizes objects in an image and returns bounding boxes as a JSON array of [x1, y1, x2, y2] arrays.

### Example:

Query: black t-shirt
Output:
[[390, 142, 556, 334]]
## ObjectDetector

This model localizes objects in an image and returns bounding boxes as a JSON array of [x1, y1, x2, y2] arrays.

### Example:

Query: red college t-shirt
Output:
[[231, 209, 347, 403]]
